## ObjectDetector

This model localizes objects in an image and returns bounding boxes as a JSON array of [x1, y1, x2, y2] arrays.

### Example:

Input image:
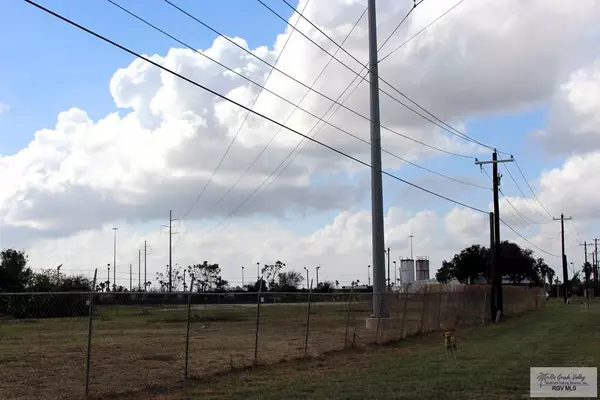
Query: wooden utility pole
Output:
[[594, 239, 598, 296], [489, 212, 496, 320], [580, 242, 589, 300], [475, 151, 514, 321], [553, 214, 572, 303]]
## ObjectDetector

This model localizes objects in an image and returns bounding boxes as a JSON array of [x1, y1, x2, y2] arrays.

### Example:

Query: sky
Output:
[[1, 0, 599, 289]]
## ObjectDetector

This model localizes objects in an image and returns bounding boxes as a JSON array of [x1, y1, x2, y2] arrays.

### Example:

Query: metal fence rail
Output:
[[0, 285, 545, 399]]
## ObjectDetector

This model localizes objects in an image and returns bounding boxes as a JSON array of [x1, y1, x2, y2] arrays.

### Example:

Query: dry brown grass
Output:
[[0, 287, 544, 400]]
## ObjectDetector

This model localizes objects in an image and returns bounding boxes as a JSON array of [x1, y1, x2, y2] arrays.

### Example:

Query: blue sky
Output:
[[0, 0, 293, 154]]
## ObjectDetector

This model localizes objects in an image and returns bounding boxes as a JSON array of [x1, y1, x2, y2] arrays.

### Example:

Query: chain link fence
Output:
[[0, 285, 545, 399]]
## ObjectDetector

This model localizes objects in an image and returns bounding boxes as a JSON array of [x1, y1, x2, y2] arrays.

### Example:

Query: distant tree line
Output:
[[435, 241, 556, 286]]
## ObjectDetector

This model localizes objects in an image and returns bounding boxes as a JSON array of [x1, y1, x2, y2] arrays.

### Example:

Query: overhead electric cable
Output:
[[25, 0, 488, 219]]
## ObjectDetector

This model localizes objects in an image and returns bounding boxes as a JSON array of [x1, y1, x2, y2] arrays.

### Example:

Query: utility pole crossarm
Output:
[[474, 157, 515, 166]]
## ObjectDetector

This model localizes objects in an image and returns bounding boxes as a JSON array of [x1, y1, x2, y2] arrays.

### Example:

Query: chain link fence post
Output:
[[482, 291, 487, 325], [184, 277, 195, 382], [253, 278, 263, 366], [303, 279, 314, 358], [419, 287, 427, 334], [344, 287, 354, 348], [85, 269, 98, 398], [400, 289, 409, 338], [436, 289, 442, 330]]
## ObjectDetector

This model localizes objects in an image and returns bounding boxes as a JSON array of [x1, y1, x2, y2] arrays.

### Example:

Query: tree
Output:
[[570, 271, 582, 285], [437, 242, 550, 285], [436, 245, 488, 284], [501, 242, 536, 284], [277, 270, 304, 291], [28, 269, 57, 292], [245, 278, 267, 292], [261, 261, 285, 290], [189, 261, 225, 292], [214, 276, 229, 292], [0, 249, 32, 292], [317, 280, 334, 293], [582, 262, 593, 286], [156, 264, 185, 292]]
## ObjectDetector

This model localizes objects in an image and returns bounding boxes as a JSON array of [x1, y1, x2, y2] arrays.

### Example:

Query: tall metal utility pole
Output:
[[138, 249, 141, 291], [409, 235, 414, 260], [129, 263, 132, 291], [107, 264, 110, 289], [112, 227, 118, 289], [475, 151, 513, 321], [144, 240, 147, 291], [367, 0, 387, 318], [162, 210, 179, 292], [553, 214, 572, 303], [580, 241, 589, 300]]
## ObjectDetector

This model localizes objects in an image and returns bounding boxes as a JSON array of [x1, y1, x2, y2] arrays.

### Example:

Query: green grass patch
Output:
[[160, 301, 600, 400]]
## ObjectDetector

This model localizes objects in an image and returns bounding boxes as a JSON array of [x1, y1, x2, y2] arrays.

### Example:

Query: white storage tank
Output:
[[400, 258, 415, 284], [416, 256, 430, 281]]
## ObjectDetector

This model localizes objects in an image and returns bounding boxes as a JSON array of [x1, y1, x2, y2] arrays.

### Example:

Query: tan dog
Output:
[[443, 331, 457, 359]]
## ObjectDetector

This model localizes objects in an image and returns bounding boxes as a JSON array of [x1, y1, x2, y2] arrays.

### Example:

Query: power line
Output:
[[162, 0, 472, 159], [482, 166, 547, 226], [501, 163, 551, 222], [379, 0, 467, 63], [499, 188, 558, 241], [272, 0, 506, 154], [202, 7, 369, 217], [499, 217, 560, 258], [106, 0, 311, 221], [111, 3, 479, 223], [513, 159, 554, 219], [190, 3, 488, 232], [169, 2, 486, 225], [25, 0, 489, 224]]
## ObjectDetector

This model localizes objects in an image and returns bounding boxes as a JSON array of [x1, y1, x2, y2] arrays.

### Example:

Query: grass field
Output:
[[147, 300, 598, 400], [0, 289, 543, 400]]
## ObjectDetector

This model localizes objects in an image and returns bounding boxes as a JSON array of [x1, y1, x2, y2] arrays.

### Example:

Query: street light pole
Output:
[[107, 264, 110, 290], [393, 260, 397, 286], [242, 266, 245, 287], [386, 247, 391, 291], [316, 266, 321, 287], [256, 262, 260, 281], [368, 265, 371, 287], [304, 267, 309, 290], [112, 227, 118, 289]]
